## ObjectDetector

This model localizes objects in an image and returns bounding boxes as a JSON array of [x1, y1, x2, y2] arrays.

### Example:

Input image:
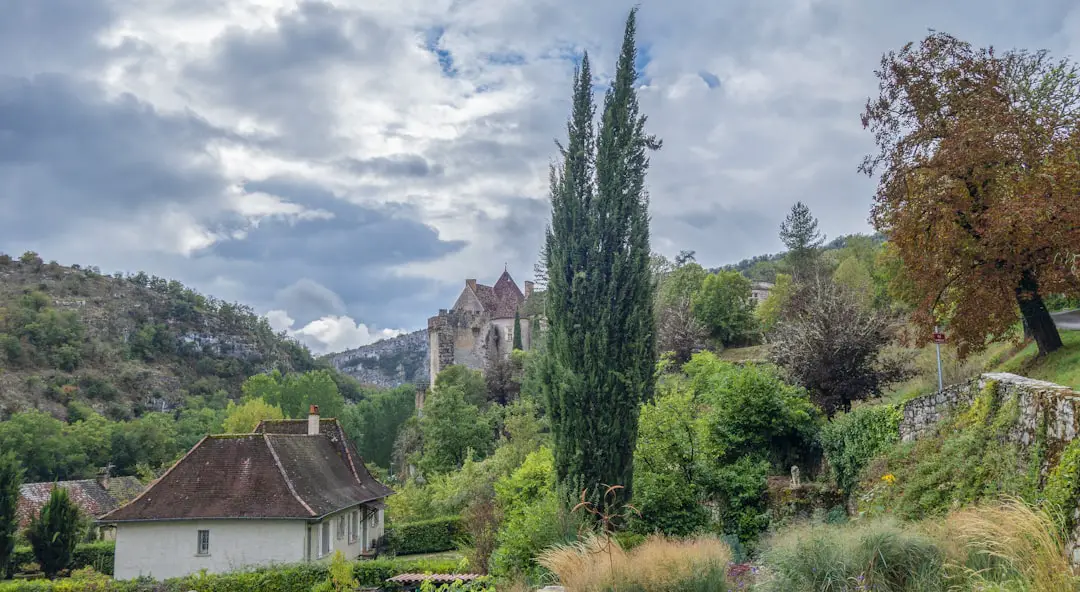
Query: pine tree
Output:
[[0, 453, 23, 579], [512, 310, 523, 350], [779, 201, 824, 281], [27, 486, 82, 578], [543, 7, 659, 512]]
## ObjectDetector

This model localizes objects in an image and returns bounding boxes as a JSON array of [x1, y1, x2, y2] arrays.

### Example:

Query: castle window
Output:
[[472, 327, 480, 336]]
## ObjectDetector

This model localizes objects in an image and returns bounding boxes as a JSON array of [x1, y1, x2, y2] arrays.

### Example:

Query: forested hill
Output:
[[716, 232, 886, 281], [0, 251, 360, 420]]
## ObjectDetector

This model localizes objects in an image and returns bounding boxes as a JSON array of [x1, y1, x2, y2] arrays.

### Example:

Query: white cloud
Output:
[[265, 309, 405, 354], [5, 0, 1077, 333]]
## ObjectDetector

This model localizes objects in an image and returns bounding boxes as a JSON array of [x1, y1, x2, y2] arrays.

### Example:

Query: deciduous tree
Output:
[[861, 33, 1080, 357], [770, 278, 911, 416], [692, 271, 757, 347], [542, 8, 659, 510]]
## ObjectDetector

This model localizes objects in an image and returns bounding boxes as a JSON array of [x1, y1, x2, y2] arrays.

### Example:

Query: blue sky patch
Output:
[[423, 26, 456, 77], [699, 71, 721, 89]]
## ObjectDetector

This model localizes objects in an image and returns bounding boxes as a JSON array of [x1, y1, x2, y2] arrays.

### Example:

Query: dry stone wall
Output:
[[899, 373, 1080, 449], [898, 372, 1080, 566]]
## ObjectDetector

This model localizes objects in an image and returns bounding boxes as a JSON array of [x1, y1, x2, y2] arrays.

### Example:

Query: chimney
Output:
[[308, 405, 320, 435], [523, 281, 534, 300], [465, 278, 477, 292], [97, 464, 112, 491]]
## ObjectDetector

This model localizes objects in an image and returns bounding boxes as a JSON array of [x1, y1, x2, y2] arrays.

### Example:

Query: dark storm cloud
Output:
[[0, 75, 228, 242], [272, 278, 347, 326], [339, 155, 445, 179], [183, 1, 400, 158]]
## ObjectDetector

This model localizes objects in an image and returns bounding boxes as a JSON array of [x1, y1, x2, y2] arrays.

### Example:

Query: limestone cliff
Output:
[[323, 329, 429, 388]]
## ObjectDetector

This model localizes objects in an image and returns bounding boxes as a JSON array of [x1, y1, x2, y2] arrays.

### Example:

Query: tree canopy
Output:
[[861, 32, 1080, 357]]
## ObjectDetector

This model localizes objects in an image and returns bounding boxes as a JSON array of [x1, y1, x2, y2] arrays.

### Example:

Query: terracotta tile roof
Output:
[[491, 270, 525, 318], [254, 419, 394, 500], [99, 426, 392, 523], [472, 284, 499, 313], [17, 477, 143, 528]]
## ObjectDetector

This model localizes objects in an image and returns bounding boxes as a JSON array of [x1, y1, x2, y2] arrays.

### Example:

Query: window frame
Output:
[[349, 511, 359, 543], [337, 516, 345, 540], [369, 508, 380, 527], [196, 529, 210, 556], [320, 522, 331, 557]]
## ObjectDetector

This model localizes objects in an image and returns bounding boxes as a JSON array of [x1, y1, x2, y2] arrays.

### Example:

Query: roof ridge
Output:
[[262, 434, 316, 517], [99, 435, 210, 521]]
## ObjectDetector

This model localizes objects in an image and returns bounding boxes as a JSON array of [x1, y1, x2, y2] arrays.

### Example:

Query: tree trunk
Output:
[[1015, 269, 1063, 356]]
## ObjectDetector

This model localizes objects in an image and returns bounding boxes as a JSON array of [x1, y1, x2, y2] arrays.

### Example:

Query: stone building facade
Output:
[[427, 270, 537, 382]]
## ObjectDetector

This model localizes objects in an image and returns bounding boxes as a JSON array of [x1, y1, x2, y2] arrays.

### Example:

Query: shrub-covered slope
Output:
[[0, 252, 355, 420]]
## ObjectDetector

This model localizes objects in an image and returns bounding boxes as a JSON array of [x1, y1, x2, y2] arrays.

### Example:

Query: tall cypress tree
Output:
[[543, 7, 659, 511], [0, 453, 23, 579], [779, 201, 824, 281], [512, 310, 523, 350]]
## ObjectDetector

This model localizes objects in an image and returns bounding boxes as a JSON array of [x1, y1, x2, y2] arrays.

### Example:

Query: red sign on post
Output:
[[932, 332, 946, 344]]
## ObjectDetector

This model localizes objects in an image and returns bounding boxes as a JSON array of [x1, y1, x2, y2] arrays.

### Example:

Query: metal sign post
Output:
[[932, 327, 946, 392]]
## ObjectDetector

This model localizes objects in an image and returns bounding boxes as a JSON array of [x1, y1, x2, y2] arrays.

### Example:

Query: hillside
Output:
[[0, 252, 355, 420], [323, 329, 429, 388]]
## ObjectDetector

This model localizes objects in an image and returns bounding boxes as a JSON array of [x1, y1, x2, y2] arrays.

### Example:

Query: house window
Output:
[[321, 522, 331, 557], [349, 511, 359, 543], [369, 509, 380, 527], [337, 516, 345, 540], [196, 530, 210, 556]]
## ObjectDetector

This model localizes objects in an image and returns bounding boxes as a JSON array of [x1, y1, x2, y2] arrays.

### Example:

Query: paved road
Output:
[[1052, 308, 1080, 331]]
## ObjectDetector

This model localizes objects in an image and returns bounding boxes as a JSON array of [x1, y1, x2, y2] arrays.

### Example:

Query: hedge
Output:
[[386, 516, 464, 555], [0, 556, 461, 591], [8, 542, 115, 576]]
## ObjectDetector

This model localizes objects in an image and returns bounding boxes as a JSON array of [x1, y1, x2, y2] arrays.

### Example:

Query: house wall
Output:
[[113, 519, 306, 580], [115, 505, 387, 580]]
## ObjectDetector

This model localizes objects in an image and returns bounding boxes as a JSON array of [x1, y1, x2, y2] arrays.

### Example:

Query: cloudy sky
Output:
[[2, 0, 1077, 354]]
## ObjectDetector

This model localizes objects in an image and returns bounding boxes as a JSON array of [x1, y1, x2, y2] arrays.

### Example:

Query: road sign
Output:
[[932, 332, 946, 344]]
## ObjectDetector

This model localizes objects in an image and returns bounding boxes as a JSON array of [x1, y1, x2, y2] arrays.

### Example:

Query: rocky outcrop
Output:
[[324, 330, 429, 388]]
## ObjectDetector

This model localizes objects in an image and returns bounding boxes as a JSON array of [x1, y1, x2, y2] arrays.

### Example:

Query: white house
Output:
[[750, 281, 774, 305], [99, 407, 393, 580]]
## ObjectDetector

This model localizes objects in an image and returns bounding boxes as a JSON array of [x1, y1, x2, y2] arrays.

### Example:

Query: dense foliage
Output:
[[0, 454, 21, 578], [0, 556, 463, 591], [541, 8, 659, 508], [819, 404, 901, 494], [632, 353, 821, 545], [386, 516, 463, 555]]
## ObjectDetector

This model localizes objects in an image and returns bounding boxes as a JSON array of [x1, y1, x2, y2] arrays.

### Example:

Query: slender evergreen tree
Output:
[[543, 7, 660, 512], [0, 453, 23, 579], [512, 310, 523, 350], [779, 201, 824, 281], [27, 486, 82, 578]]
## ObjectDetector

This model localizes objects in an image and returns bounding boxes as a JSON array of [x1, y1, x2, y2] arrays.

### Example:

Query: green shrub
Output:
[[1042, 438, 1080, 532], [761, 519, 946, 592], [820, 404, 901, 494], [856, 380, 1039, 519], [10, 541, 114, 576], [386, 516, 463, 555], [0, 556, 462, 591]]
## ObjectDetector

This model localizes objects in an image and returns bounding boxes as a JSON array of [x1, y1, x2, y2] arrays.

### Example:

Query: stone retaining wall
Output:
[[898, 372, 1080, 565]]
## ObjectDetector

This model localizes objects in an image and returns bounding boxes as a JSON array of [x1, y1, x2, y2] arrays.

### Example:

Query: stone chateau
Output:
[[428, 269, 539, 380]]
